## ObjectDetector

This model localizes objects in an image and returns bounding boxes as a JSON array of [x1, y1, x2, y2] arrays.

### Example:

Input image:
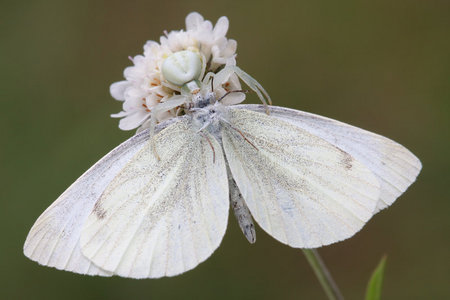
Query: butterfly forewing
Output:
[[240, 105, 421, 212], [222, 107, 381, 248], [80, 119, 229, 278], [23, 127, 152, 276]]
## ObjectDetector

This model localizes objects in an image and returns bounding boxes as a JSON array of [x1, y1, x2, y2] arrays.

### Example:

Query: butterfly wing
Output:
[[80, 119, 228, 278], [222, 107, 380, 248], [238, 104, 422, 212], [23, 118, 183, 276]]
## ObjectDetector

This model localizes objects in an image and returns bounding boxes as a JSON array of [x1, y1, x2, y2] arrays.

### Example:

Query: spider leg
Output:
[[214, 66, 272, 114], [149, 96, 188, 160]]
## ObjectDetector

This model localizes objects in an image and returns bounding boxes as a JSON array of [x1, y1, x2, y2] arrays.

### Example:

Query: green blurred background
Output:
[[1, 0, 449, 299]]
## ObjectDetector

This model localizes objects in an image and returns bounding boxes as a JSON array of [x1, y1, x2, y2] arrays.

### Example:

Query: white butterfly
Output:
[[24, 49, 421, 279]]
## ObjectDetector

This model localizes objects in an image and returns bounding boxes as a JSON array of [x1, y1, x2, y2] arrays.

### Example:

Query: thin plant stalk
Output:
[[303, 249, 344, 300]]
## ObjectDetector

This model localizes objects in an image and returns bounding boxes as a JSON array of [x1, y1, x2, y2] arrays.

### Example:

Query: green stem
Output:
[[303, 249, 344, 300]]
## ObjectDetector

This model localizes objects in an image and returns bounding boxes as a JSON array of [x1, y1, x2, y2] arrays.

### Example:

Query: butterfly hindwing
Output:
[[222, 107, 380, 248]]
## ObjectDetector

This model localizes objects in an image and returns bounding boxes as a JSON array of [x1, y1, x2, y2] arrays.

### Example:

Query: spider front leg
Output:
[[148, 95, 188, 160], [213, 66, 272, 112]]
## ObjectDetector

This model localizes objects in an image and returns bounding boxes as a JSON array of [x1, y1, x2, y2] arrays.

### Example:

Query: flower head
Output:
[[110, 12, 245, 131]]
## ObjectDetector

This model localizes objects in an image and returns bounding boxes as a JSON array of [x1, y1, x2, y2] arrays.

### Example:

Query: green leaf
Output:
[[365, 256, 387, 300]]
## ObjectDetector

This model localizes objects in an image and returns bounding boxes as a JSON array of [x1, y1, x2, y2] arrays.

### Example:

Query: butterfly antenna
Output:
[[220, 118, 258, 151], [218, 89, 249, 102], [199, 132, 216, 163]]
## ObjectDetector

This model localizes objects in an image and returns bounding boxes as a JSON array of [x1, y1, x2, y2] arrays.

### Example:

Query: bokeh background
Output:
[[1, 0, 449, 299]]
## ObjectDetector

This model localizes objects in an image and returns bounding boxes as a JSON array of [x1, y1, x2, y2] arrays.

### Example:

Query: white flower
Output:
[[110, 12, 245, 131]]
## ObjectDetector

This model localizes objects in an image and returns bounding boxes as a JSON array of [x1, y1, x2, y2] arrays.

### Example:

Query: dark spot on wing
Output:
[[341, 153, 353, 170], [337, 148, 353, 170], [93, 201, 107, 219]]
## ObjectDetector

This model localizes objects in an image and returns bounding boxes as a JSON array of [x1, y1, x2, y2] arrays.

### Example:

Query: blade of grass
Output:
[[303, 249, 344, 300], [365, 256, 387, 300]]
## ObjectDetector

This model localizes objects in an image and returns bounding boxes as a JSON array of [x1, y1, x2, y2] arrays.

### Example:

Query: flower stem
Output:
[[302, 249, 344, 300]]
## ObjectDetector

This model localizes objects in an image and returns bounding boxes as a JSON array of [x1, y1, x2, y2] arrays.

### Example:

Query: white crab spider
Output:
[[147, 49, 272, 138]]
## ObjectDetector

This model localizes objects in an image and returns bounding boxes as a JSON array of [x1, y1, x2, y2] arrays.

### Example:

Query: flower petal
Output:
[[213, 16, 229, 38], [118, 110, 149, 130], [110, 81, 129, 101], [185, 12, 204, 31], [110, 111, 128, 118]]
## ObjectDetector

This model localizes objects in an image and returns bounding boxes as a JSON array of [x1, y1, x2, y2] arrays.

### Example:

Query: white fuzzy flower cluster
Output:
[[110, 12, 245, 131]]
